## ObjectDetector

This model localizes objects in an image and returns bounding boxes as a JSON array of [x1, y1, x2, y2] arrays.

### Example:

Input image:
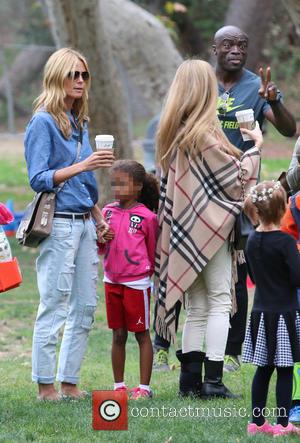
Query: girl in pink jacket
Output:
[[99, 160, 159, 399]]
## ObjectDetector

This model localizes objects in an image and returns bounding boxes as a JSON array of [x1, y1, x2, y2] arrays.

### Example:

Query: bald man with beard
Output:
[[213, 25, 296, 374]]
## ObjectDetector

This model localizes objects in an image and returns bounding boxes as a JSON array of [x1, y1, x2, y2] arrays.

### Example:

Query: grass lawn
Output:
[[0, 238, 299, 443], [0, 130, 298, 442]]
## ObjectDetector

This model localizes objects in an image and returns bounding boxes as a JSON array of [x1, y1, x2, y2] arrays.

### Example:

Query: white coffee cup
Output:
[[235, 109, 255, 141], [95, 134, 114, 150]]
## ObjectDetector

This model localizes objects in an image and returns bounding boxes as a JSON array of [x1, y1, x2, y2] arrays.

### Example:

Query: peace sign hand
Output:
[[258, 66, 278, 101]]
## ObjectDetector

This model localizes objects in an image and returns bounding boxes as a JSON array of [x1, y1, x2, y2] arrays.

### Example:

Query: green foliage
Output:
[[15, 0, 52, 46], [132, 0, 229, 57], [0, 157, 33, 210], [19, 0, 53, 46], [261, 158, 291, 181], [182, 0, 230, 44], [0, 159, 29, 187], [0, 0, 52, 47], [263, 3, 300, 82]]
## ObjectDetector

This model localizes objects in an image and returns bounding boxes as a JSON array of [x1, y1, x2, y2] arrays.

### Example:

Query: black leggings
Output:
[[252, 365, 293, 426], [225, 262, 248, 356]]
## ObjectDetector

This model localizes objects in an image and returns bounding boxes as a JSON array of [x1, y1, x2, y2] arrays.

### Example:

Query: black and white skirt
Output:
[[242, 310, 300, 367]]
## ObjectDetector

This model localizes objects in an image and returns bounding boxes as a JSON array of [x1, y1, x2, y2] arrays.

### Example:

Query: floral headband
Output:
[[249, 181, 281, 203]]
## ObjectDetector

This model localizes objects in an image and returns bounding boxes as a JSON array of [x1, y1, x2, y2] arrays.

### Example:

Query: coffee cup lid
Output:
[[95, 134, 114, 141]]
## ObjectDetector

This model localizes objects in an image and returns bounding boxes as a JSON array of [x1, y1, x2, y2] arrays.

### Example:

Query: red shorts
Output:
[[105, 283, 151, 332]]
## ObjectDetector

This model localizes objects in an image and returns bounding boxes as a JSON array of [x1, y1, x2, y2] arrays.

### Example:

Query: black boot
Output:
[[176, 350, 205, 398], [201, 358, 242, 400]]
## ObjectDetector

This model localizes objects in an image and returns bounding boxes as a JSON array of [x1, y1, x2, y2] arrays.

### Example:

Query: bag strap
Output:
[[75, 127, 83, 161], [240, 167, 246, 202], [240, 155, 261, 202], [56, 127, 83, 194]]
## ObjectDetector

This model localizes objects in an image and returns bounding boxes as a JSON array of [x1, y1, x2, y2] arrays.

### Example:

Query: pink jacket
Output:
[[99, 202, 158, 283]]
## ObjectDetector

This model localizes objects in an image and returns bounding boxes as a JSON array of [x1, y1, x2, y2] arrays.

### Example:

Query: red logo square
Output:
[[92, 390, 128, 431]]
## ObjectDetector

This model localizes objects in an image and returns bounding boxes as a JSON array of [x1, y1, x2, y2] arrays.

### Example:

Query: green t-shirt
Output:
[[218, 69, 270, 152]]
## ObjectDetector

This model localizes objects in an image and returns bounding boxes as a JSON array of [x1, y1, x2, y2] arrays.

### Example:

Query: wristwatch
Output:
[[267, 89, 283, 104]]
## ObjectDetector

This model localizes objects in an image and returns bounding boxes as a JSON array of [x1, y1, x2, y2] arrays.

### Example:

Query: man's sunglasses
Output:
[[68, 71, 90, 81], [217, 91, 230, 115]]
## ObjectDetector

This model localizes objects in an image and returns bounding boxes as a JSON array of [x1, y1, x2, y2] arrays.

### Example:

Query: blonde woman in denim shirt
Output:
[[25, 48, 114, 401]]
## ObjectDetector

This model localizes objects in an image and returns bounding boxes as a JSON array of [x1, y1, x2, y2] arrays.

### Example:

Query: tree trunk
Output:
[[101, 0, 182, 114], [0, 45, 53, 115], [224, 0, 274, 71], [45, 0, 132, 205], [282, 0, 300, 35], [46, 0, 131, 157]]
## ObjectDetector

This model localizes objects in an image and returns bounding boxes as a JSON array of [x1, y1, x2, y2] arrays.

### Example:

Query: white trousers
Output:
[[182, 241, 232, 361]]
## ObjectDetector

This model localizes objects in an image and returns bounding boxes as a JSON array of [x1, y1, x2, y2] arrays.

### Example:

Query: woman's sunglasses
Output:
[[68, 71, 90, 81]]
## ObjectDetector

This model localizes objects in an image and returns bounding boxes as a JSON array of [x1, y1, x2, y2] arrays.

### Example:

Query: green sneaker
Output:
[[153, 349, 170, 371], [223, 355, 241, 373]]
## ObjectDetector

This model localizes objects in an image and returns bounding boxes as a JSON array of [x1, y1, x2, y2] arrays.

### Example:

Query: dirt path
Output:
[[0, 133, 25, 157], [0, 131, 298, 161]]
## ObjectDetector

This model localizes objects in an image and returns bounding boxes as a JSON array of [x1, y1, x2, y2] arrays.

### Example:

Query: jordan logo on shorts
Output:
[[136, 317, 144, 325]]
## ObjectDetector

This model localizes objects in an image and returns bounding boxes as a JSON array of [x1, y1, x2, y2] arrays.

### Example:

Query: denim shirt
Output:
[[24, 111, 99, 213]]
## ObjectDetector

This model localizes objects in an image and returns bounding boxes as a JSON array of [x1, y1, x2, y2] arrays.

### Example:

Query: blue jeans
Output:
[[32, 217, 99, 384]]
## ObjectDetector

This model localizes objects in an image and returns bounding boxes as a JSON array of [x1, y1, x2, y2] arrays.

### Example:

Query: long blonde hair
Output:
[[33, 48, 90, 138], [156, 59, 241, 173]]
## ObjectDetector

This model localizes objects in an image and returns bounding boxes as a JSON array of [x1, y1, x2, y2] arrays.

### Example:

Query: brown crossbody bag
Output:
[[16, 128, 83, 248]]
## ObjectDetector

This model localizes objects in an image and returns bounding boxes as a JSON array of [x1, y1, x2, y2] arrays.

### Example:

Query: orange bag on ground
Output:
[[0, 257, 22, 292]]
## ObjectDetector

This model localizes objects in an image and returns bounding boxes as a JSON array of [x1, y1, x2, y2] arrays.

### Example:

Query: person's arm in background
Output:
[[259, 67, 296, 137], [286, 137, 300, 194], [280, 197, 299, 243], [264, 103, 296, 137], [283, 235, 300, 287]]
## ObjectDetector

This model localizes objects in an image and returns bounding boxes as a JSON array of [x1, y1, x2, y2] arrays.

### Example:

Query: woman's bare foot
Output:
[[37, 383, 61, 401], [61, 382, 88, 399]]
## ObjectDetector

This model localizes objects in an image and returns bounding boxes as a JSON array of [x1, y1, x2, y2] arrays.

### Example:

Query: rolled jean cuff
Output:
[[56, 374, 79, 384], [32, 374, 55, 384]]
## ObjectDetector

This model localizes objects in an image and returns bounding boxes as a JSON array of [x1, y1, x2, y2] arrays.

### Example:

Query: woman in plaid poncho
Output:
[[155, 59, 262, 399]]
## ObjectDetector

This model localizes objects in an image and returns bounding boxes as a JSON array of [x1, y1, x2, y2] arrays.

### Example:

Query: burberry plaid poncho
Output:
[[154, 142, 261, 342]]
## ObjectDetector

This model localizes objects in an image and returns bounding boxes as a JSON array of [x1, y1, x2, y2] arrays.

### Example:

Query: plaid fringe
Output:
[[155, 303, 177, 345]]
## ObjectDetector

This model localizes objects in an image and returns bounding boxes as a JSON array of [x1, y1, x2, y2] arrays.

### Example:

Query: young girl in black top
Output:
[[242, 180, 300, 436]]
